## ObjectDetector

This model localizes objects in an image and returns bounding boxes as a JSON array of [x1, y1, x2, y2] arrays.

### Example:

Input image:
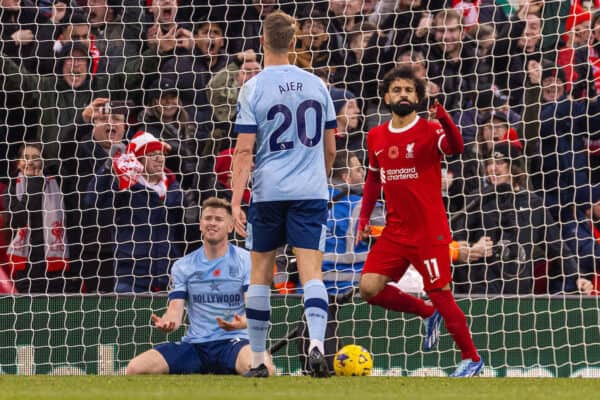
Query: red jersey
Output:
[[367, 116, 452, 246]]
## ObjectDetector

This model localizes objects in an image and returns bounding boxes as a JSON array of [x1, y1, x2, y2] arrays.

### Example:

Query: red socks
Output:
[[367, 285, 480, 361], [367, 284, 435, 319], [428, 290, 480, 361]]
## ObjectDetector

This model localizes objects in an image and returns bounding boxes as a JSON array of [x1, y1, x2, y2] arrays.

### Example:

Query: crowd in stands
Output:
[[0, 0, 598, 295]]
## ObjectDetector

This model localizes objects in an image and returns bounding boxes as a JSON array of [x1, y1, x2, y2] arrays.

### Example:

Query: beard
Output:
[[389, 100, 417, 117]]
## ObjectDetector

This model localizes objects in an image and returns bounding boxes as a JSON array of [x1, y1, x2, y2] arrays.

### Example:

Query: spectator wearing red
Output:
[[0, 181, 16, 294], [85, 131, 185, 293], [5, 143, 75, 293], [87, 0, 135, 74], [452, 0, 479, 30], [451, 0, 511, 31], [31, 11, 103, 76], [213, 148, 251, 206], [587, 11, 600, 180], [591, 12, 600, 98], [557, 2, 595, 98]]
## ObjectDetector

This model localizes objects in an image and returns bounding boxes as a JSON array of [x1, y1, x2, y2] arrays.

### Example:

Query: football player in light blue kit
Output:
[[231, 11, 337, 378], [126, 197, 274, 375]]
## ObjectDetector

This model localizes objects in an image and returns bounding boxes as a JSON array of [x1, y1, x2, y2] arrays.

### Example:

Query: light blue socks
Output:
[[303, 279, 329, 353], [245, 284, 271, 367]]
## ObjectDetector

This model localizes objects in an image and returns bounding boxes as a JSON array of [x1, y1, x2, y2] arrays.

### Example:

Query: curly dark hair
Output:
[[380, 66, 426, 102]]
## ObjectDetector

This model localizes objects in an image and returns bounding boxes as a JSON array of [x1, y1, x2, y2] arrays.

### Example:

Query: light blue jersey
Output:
[[234, 65, 337, 202], [168, 244, 251, 343]]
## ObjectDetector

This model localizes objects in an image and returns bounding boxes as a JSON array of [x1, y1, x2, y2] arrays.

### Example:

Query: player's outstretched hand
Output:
[[355, 220, 371, 246], [151, 313, 177, 333], [232, 205, 248, 238], [216, 314, 247, 331]]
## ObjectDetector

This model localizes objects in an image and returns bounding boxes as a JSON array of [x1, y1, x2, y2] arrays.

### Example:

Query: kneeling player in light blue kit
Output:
[[126, 197, 274, 375], [231, 11, 337, 378]]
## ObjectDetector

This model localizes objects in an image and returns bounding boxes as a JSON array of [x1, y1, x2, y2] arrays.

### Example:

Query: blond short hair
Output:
[[202, 197, 232, 215], [263, 11, 296, 54]]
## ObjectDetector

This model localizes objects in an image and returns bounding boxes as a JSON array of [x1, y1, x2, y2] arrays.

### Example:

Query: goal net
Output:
[[0, 0, 599, 377]]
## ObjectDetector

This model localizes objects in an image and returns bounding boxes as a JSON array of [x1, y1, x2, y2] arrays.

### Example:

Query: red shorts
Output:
[[362, 233, 451, 292]]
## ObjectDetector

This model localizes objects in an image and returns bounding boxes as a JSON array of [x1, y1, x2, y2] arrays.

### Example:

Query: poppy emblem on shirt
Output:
[[213, 269, 221, 277], [388, 146, 399, 159], [406, 142, 415, 159]]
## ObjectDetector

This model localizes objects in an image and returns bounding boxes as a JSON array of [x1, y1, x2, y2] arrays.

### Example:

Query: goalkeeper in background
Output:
[[356, 67, 483, 377], [231, 10, 337, 377], [126, 198, 274, 376]]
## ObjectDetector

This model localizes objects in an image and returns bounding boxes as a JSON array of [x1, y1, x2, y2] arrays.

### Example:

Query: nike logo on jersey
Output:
[[374, 150, 383, 156]]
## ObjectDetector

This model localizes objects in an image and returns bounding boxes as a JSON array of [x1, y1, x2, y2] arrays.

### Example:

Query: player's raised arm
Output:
[[151, 299, 185, 333], [430, 99, 464, 155], [231, 134, 255, 237]]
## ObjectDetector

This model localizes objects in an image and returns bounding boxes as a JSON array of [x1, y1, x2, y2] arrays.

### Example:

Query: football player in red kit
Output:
[[356, 67, 483, 377]]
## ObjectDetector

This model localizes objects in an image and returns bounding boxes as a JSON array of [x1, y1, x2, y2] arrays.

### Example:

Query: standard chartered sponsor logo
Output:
[[384, 167, 419, 181]]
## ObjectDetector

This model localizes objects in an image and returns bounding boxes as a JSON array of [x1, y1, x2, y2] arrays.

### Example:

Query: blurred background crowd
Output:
[[0, 0, 598, 295]]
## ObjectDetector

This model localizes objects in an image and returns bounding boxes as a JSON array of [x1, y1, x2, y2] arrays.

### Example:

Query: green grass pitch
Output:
[[0, 376, 597, 400]]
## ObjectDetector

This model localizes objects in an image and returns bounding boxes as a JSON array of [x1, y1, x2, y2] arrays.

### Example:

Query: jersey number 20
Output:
[[268, 99, 322, 152]]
